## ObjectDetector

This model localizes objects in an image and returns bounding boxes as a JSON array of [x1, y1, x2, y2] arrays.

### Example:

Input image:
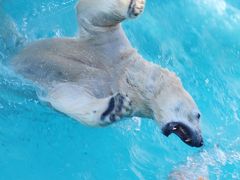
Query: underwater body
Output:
[[0, 0, 240, 179]]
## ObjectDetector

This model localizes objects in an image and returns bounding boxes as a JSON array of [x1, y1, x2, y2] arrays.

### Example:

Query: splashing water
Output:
[[0, 0, 240, 179]]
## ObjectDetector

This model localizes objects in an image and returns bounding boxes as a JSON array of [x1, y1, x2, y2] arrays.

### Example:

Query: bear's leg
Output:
[[76, 0, 145, 29], [47, 83, 132, 126]]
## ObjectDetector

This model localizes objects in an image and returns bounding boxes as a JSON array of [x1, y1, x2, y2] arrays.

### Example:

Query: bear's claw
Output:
[[101, 93, 132, 123], [128, 0, 145, 18]]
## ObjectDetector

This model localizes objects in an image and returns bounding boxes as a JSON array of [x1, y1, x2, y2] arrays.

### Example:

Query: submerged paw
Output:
[[100, 93, 132, 123], [114, 93, 132, 115]]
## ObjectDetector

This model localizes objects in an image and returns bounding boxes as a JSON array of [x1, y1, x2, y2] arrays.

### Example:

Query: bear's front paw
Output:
[[101, 93, 132, 123], [128, 0, 145, 18], [113, 93, 132, 117]]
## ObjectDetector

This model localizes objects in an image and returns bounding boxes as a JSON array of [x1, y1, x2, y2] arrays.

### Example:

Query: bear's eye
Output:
[[196, 113, 201, 119], [189, 112, 201, 122]]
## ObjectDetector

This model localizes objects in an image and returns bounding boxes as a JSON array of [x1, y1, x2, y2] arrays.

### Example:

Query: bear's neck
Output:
[[119, 57, 166, 119]]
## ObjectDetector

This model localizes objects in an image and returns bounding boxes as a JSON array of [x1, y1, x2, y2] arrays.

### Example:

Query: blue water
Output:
[[1, 0, 240, 179]]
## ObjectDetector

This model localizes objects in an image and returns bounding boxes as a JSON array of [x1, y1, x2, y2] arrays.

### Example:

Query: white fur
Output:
[[47, 83, 111, 126], [12, 0, 201, 133]]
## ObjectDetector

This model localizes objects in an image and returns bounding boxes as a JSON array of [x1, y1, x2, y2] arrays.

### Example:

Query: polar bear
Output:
[[11, 0, 203, 147]]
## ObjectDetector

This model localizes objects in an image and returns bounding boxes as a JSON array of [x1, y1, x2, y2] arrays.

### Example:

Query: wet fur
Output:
[[11, 0, 201, 131]]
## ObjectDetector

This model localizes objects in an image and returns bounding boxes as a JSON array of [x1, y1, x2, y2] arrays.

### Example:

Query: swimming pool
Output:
[[1, 0, 240, 179]]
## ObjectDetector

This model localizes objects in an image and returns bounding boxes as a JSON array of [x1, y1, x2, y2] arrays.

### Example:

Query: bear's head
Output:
[[150, 70, 203, 147]]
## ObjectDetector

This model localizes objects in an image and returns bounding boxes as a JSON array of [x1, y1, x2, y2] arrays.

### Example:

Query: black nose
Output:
[[199, 138, 204, 147], [194, 135, 204, 147]]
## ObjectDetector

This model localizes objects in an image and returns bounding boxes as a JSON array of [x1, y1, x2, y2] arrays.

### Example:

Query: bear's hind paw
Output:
[[128, 0, 145, 18]]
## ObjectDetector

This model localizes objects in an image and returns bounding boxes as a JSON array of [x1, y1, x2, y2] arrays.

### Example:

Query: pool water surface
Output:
[[0, 0, 240, 179]]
